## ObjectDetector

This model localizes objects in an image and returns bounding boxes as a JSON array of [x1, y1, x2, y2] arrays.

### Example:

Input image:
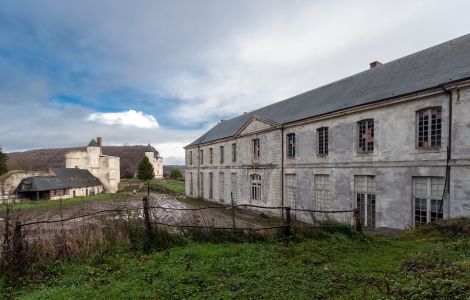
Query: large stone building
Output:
[[65, 137, 120, 192], [144, 144, 164, 179], [184, 34, 470, 229]]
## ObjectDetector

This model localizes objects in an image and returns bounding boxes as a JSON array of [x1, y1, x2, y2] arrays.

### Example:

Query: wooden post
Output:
[[231, 192, 236, 230], [12, 221, 24, 271], [284, 207, 291, 238], [354, 208, 362, 232], [143, 196, 153, 252]]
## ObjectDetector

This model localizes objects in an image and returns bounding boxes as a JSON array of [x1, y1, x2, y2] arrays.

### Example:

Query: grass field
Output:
[[0, 192, 141, 212], [2, 219, 469, 299]]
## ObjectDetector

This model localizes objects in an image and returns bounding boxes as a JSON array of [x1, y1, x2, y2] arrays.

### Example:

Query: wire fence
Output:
[[0, 191, 361, 271]]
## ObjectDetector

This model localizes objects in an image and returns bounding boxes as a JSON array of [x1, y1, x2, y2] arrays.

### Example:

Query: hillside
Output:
[[6, 145, 180, 179]]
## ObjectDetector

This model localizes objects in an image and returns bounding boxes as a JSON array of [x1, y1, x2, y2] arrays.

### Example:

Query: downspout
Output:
[[442, 88, 453, 217], [281, 125, 285, 210]]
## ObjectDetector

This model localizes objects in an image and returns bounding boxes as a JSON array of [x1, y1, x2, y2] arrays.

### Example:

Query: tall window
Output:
[[355, 175, 376, 228], [317, 127, 328, 156], [220, 146, 224, 164], [252, 138, 260, 160], [414, 177, 444, 226], [417, 107, 442, 149], [209, 148, 213, 164], [285, 174, 297, 208], [357, 119, 374, 153], [287, 133, 296, 158], [219, 172, 225, 201], [189, 173, 193, 195], [199, 149, 204, 165], [189, 151, 193, 165], [199, 172, 204, 198], [251, 174, 262, 201], [209, 172, 213, 199], [314, 175, 330, 211], [231, 173, 238, 203], [232, 143, 237, 162]]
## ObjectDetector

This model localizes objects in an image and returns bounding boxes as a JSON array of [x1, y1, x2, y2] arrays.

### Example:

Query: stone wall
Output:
[[185, 85, 470, 229]]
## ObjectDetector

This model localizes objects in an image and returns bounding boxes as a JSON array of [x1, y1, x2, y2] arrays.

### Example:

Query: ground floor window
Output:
[[251, 174, 262, 201], [285, 174, 297, 208], [219, 172, 224, 201], [231, 173, 237, 203], [314, 174, 329, 211], [199, 172, 204, 198], [355, 175, 376, 228], [209, 172, 213, 199], [189, 173, 193, 196], [414, 177, 444, 226]]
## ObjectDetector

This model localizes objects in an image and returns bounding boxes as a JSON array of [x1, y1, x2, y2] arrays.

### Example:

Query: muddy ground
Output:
[[0, 193, 279, 246]]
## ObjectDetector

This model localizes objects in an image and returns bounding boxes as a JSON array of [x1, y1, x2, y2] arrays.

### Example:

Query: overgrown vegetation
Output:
[[1, 218, 468, 299]]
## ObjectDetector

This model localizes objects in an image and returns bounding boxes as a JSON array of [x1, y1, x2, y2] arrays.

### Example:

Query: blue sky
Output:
[[1, 0, 470, 164]]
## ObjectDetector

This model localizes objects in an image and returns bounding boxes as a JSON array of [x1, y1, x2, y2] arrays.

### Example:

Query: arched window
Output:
[[251, 174, 262, 201]]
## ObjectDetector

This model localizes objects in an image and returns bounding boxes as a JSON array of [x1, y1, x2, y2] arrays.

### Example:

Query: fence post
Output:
[[12, 221, 24, 271], [143, 196, 153, 252], [231, 192, 236, 230], [284, 207, 291, 238], [354, 208, 362, 232]]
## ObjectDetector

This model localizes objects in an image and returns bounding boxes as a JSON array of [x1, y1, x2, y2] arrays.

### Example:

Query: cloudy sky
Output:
[[1, 0, 470, 164]]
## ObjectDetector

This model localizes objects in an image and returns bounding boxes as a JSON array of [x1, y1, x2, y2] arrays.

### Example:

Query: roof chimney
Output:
[[96, 137, 102, 155], [370, 61, 382, 69]]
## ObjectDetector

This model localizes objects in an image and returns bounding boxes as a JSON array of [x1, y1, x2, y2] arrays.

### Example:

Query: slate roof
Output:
[[145, 144, 160, 157], [87, 138, 99, 147], [17, 168, 102, 192], [189, 33, 470, 147]]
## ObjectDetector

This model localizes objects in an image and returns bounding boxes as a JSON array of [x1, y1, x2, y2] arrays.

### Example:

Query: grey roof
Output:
[[189, 33, 470, 146], [87, 139, 99, 147], [17, 168, 102, 192], [145, 144, 160, 157]]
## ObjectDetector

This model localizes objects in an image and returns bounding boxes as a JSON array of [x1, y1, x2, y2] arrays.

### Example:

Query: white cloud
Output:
[[87, 110, 159, 129]]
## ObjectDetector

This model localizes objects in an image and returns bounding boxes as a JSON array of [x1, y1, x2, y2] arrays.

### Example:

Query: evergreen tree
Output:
[[137, 156, 155, 180], [0, 146, 8, 176]]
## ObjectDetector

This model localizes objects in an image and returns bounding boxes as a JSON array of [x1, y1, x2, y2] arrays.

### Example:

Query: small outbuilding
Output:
[[16, 168, 104, 200]]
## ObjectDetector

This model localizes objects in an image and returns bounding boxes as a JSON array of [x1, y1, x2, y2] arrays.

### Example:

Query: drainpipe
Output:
[[281, 125, 285, 210], [442, 87, 453, 217]]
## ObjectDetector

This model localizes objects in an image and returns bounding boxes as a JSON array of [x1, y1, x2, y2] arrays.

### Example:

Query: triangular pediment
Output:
[[236, 116, 278, 136]]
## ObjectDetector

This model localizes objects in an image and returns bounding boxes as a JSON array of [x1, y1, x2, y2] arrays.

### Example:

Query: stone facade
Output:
[[185, 85, 470, 229], [65, 138, 120, 192], [144, 145, 163, 179]]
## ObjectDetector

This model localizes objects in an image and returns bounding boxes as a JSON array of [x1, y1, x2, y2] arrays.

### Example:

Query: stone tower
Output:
[[144, 144, 163, 179], [65, 137, 120, 193]]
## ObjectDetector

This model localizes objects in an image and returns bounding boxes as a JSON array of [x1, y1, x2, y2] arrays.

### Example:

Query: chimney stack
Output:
[[370, 61, 382, 69], [96, 137, 102, 155]]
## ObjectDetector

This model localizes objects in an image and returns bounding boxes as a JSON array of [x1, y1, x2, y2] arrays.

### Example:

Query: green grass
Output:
[[0, 192, 141, 212], [154, 179, 185, 193], [3, 219, 469, 299]]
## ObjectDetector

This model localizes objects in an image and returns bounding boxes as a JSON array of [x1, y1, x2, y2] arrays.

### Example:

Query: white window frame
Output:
[[251, 174, 262, 201], [413, 177, 444, 226], [355, 175, 376, 228]]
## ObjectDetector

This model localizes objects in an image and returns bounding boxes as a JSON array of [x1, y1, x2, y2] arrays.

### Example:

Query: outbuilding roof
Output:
[[189, 33, 470, 147], [17, 168, 102, 192]]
